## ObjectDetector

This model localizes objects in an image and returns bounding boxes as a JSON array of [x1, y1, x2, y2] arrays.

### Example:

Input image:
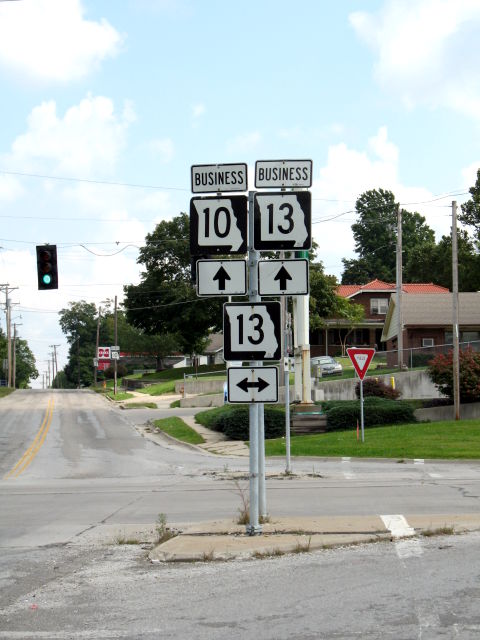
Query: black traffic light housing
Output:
[[36, 245, 58, 290]]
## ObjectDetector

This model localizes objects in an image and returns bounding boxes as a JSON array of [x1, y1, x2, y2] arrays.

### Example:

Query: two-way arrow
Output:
[[274, 265, 292, 290], [237, 377, 270, 394], [213, 266, 231, 291]]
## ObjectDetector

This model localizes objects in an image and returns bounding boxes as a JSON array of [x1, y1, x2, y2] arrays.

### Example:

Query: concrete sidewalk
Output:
[[149, 514, 480, 562]]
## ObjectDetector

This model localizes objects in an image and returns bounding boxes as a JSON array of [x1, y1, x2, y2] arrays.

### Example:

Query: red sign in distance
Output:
[[347, 348, 375, 381]]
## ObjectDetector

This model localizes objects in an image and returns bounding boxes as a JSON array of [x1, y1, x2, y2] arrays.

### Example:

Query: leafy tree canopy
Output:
[[0, 328, 38, 388], [459, 168, 480, 239], [124, 213, 223, 356], [341, 189, 435, 284]]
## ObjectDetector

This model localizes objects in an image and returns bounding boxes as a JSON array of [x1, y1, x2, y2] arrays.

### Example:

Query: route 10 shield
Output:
[[190, 195, 248, 255], [223, 302, 282, 362], [253, 191, 311, 251]]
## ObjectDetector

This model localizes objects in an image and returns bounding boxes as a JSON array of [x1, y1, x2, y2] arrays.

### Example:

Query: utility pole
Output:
[[47, 359, 51, 388], [77, 335, 80, 388], [49, 344, 60, 388], [452, 201, 460, 420], [396, 204, 403, 369], [12, 322, 22, 389], [94, 307, 101, 386], [114, 296, 118, 396], [0, 285, 17, 388]]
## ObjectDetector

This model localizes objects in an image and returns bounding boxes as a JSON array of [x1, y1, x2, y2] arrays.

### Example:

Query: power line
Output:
[[0, 169, 189, 192]]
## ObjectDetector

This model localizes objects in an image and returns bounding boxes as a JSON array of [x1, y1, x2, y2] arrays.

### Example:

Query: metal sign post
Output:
[[347, 348, 375, 444]]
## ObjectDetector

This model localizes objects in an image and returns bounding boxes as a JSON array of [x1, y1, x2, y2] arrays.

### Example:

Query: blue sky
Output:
[[1, 0, 480, 383]]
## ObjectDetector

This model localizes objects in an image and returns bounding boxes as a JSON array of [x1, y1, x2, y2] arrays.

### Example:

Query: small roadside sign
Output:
[[98, 346, 111, 359], [111, 351, 120, 360], [227, 366, 279, 403], [347, 348, 375, 381], [190, 195, 248, 255], [196, 259, 247, 296], [191, 163, 248, 193], [253, 191, 311, 250], [258, 259, 309, 296], [93, 358, 99, 367], [223, 301, 282, 361], [255, 159, 312, 189]]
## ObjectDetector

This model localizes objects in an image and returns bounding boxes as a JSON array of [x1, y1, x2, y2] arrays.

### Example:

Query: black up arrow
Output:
[[213, 266, 231, 291], [237, 377, 269, 394], [274, 265, 292, 290]]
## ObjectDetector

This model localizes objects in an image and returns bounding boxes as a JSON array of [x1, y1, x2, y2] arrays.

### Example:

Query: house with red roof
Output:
[[311, 279, 450, 357]]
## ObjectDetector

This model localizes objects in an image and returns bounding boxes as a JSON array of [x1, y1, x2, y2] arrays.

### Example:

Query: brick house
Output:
[[310, 279, 449, 357], [381, 292, 480, 366]]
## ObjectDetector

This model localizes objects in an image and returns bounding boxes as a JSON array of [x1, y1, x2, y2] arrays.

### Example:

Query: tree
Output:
[[459, 168, 480, 239], [404, 230, 480, 291], [13, 338, 39, 388], [59, 301, 99, 387], [0, 328, 38, 388], [124, 213, 223, 357], [308, 264, 364, 355], [341, 189, 435, 284], [428, 347, 480, 403]]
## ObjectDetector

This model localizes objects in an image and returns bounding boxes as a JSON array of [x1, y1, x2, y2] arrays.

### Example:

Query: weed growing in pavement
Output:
[[293, 536, 312, 554], [156, 513, 177, 544], [233, 479, 250, 525], [421, 526, 455, 537], [253, 548, 284, 559], [202, 550, 214, 561]]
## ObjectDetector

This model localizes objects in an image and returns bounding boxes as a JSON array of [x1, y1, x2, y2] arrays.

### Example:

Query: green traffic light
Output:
[[42, 274, 52, 285]]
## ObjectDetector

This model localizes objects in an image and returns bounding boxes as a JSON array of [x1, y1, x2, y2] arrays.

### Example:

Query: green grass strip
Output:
[[138, 381, 177, 396], [264, 420, 480, 459], [153, 417, 205, 445], [106, 391, 135, 401], [0, 387, 14, 398]]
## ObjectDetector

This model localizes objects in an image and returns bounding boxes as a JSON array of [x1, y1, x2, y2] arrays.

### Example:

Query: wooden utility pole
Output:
[[114, 296, 118, 396], [452, 201, 460, 420], [94, 307, 101, 387], [396, 204, 403, 369]]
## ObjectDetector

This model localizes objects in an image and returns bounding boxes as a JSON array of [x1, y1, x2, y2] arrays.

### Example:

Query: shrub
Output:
[[104, 363, 128, 379], [195, 405, 285, 441], [325, 398, 416, 431], [428, 347, 480, 403], [411, 352, 434, 368], [355, 378, 400, 400]]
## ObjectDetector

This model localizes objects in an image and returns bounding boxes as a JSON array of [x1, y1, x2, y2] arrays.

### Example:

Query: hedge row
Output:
[[324, 398, 416, 430], [195, 405, 285, 441]]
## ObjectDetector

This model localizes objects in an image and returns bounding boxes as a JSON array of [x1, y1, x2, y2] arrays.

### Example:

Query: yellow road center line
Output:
[[3, 397, 55, 480]]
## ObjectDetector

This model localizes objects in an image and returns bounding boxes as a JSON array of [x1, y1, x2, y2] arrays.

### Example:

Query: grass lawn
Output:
[[106, 391, 135, 401], [138, 380, 177, 395], [153, 417, 205, 445], [0, 387, 14, 398], [264, 420, 480, 459]]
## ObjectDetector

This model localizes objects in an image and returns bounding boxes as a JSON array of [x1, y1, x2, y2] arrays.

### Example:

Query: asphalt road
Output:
[[1, 389, 480, 638]]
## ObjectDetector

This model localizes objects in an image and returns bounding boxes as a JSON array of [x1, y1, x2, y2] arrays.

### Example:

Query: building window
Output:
[[422, 338, 434, 347], [370, 298, 389, 315]]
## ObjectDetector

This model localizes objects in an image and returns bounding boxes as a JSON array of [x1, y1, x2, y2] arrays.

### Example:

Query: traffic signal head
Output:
[[36, 245, 58, 290]]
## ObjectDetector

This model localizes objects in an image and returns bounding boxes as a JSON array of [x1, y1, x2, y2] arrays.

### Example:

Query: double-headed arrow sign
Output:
[[227, 367, 279, 403]]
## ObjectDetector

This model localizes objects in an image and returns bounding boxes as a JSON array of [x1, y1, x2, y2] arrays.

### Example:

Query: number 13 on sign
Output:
[[253, 191, 311, 250], [223, 302, 282, 361]]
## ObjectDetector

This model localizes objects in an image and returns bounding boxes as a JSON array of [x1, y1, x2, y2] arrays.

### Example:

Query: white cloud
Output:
[[0, 0, 122, 83], [461, 161, 480, 189], [0, 174, 23, 201], [148, 138, 175, 163], [6, 95, 134, 177], [192, 103, 206, 119], [226, 131, 261, 154], [350, 0, 480, 120], [311, 126, 451, 277]]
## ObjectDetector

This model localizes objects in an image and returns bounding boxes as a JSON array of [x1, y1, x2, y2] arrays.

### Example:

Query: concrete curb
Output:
[[149, 515, 480, 563]]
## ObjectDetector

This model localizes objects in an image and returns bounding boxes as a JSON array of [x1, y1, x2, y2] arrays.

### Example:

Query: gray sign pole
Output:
[[247, 190, 262, 535], [360, 377, 365, 443]]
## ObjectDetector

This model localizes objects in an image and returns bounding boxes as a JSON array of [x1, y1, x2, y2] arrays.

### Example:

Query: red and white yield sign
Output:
[[347, 348, 375, 381]]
